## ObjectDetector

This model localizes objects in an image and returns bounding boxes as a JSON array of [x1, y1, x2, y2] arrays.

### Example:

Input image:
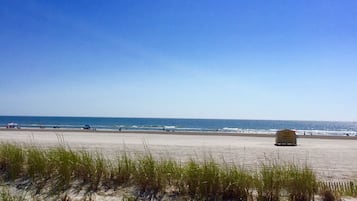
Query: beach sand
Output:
[[0, 129, 356, 181]]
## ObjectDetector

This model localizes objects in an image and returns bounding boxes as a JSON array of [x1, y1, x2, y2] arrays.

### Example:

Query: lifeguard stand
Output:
[[275, 129, 297, 146]]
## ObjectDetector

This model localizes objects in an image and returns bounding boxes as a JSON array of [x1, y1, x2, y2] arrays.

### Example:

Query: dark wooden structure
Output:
[[275, 129, 297, 146]]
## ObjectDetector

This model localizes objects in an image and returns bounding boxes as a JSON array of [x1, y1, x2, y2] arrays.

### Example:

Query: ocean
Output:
[[0, 116, 356, 136]]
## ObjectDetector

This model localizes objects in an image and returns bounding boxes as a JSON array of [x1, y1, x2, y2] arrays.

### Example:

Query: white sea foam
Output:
[[221, 127, 240, 132], [296, 129, 357, 136]]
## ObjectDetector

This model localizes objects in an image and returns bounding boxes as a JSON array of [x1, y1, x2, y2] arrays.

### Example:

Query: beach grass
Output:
[[0, 188, 26, 201], [27, 147, 50, 181], [110, 152, 135, 187], [0, 143, 355, 200], [0, 144, 25, 180], [254, 162, 317, 201]]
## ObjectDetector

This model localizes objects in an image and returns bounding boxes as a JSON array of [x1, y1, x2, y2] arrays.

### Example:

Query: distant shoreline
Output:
[[1, 127, 356, 140], [2, 116, 356, 137]]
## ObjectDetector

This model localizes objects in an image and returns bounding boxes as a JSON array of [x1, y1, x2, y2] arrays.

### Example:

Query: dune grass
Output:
[[0, 143, 354, 200], [0, 144, 25, 180], [0, 188, 26, 201], [109, 152, 135, 187]]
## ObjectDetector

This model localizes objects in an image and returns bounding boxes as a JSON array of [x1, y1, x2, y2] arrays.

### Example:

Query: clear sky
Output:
[[0, 0, 356, 121]]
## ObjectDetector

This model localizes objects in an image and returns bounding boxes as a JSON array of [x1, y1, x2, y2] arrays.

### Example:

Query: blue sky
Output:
[[0, 0, 356, 121]]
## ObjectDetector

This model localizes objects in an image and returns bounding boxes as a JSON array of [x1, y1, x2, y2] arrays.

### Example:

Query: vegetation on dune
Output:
[[0, 188, 26, 201], [0, 143, 355, 200], [0, 144, 25, 180]]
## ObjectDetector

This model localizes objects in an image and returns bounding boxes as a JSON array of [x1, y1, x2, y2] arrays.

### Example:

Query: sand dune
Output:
[[0, 130, 356, 181]]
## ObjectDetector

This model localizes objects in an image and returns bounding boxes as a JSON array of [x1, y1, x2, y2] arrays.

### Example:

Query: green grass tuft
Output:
[[134, 153, 165, 194], [221, 165, 253, 201], [110, 152, 135, 187], [0, 143, 25, 180], [0, 188, 26, 201], [26, 147, 50, 181], [286, 164, 317, 201], [47, 147, 79, 189]]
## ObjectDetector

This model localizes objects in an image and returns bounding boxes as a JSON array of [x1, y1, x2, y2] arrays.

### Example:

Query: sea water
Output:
[[0, 116, 356, 136]]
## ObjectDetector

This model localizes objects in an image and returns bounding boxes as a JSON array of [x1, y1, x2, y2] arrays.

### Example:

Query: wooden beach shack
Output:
[[275, 129, 297, 146]]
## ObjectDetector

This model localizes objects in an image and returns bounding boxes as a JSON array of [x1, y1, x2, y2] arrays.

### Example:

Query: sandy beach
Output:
[[0, 129, 356, 181]]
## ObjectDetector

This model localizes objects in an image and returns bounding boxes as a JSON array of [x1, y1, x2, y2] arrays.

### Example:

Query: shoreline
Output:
[[1, 127, 357, 140]]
